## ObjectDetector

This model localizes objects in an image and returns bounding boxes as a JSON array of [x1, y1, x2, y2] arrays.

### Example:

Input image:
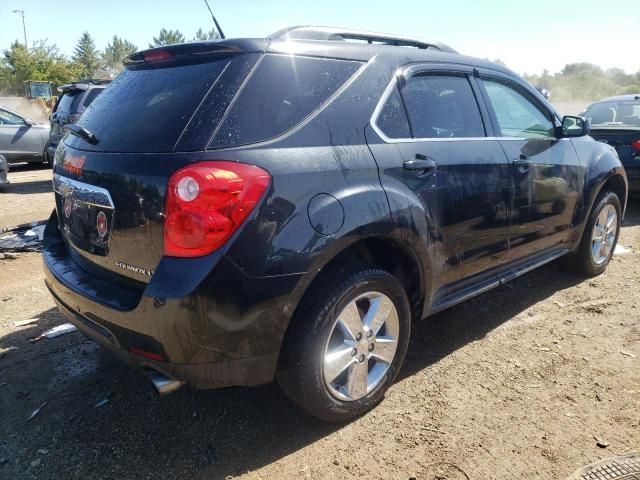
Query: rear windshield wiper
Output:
[[64, 124, 100, 145]]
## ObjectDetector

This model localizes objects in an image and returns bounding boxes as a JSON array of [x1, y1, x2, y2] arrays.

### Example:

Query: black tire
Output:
[[277, 265, 411, 422], [562, 190, 621, 276]]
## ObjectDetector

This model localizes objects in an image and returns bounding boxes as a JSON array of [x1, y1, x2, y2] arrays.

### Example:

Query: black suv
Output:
[[43, 27, 627, 421], [47, 79, 110, 163]]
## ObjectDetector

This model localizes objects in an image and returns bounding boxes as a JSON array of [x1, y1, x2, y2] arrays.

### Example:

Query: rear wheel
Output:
[[277, 265, 411, 422], [562, 191, 621, 276]]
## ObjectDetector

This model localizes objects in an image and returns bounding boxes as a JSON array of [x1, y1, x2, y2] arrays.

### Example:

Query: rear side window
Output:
[[376, 86, 411, 139], [401, 74, 485, 139], [209, 54, 361, 148], [72, 58, 234, 153], [82, 88, 103, 109], [482, 78, 555, 138], [56, 91, 82, 114]]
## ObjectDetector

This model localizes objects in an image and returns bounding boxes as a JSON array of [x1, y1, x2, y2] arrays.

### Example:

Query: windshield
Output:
[[583, 100, 640, 127]]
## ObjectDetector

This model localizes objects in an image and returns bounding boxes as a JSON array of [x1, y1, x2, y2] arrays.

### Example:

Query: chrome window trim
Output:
[[370, 67, 556, 144]]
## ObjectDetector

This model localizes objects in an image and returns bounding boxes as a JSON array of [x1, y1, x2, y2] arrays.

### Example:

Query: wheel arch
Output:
[[277, 235, 426, 365]]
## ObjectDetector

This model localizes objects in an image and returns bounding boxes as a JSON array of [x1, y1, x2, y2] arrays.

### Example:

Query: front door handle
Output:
[[404, 155, 437, 173], [512, 155, 532, 168]]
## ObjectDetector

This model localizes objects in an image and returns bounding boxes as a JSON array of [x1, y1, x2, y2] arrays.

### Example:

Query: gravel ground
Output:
[[0, 165, 638, 480]]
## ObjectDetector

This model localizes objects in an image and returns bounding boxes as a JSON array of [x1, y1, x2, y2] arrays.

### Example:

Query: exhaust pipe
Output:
[[149, 371, 184, 396]]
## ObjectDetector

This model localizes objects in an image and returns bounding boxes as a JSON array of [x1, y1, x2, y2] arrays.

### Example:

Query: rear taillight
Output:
[[143, 50, 173, 62], [631, 139, 640, 152], [164, 161, 270, 257]]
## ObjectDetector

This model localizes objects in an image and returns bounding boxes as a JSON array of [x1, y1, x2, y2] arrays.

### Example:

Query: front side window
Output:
[[0, 109, 24, 126], [401, 74, 485, 139], [482, 78, 555, 139]]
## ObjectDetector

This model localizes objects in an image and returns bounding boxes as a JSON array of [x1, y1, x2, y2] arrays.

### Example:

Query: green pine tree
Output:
[[150, 29, 186, 47], [73, 31, 101, 78], [192, 28, 220, 41], [102, 35, 137, 76]]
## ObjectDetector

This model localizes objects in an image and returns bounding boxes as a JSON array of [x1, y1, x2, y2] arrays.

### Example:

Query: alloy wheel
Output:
[[323, 291, 399, 402]]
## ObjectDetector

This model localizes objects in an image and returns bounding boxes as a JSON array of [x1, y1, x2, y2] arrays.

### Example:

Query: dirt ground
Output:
[[0, 165, 638, 480]]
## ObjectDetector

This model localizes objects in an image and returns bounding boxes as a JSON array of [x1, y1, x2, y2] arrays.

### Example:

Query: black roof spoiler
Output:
[[58, 78, 111, 93], [125, 40, 265, 66], [270, 25, 458, 53]]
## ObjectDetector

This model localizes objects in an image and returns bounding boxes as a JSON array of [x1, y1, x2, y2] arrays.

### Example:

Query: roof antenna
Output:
[[203, 0, 225, 39]]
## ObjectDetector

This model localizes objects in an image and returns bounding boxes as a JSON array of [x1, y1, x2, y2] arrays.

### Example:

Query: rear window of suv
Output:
[[209, 54, 361, 148], [70, 56, 240, 153], [67, 53, 360, 153]]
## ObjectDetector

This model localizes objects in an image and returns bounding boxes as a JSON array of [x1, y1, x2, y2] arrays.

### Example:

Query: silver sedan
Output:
[[0, 107, 50, 165]]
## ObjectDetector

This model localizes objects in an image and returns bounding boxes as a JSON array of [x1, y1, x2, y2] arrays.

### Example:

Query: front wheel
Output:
[[277, 265, 411, 422], [562, 191, 621, 276]]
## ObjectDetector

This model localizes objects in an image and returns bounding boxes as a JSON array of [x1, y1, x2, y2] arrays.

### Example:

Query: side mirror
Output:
[[23, 119, 36, 127], [561, 115, 590, 137]]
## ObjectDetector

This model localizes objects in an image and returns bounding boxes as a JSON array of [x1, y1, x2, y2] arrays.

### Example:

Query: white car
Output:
[[0, 106, 50, 165]]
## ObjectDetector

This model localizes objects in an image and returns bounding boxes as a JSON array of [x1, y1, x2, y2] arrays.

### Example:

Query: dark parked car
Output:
[[581, 95, 640, 193], [47, 79, 110, 163], [43, 27, 627, 421]]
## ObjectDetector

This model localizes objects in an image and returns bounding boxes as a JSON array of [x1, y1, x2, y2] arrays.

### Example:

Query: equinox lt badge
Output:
[[115, 261, 154, 277]]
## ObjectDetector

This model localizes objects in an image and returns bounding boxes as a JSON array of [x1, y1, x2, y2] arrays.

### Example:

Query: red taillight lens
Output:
[[143, 50, 172, 62], [164, 161, 270, 257], [631, 139, 640, 152]]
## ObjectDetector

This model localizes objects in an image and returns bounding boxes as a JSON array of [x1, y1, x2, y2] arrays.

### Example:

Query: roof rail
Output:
[[270, 26, 458, 54]]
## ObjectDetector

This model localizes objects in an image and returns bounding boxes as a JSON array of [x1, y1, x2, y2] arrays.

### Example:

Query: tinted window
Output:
[[401, 75, 484, 138], [0, 109, 24, 125], [376, 87, 411, 139], [56, 91, 82, 114], [482, 79, 555, 138], [583, 101, 640, 126], [82, 88, 104, 109], [210, 54, 361, 148], [71, 57, 235, 153]]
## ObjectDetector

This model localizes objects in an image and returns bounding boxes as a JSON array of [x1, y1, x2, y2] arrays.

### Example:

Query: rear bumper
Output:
[[42, 212, 302, 389]]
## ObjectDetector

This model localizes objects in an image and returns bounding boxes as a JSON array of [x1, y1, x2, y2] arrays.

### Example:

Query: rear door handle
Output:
[[404, 155, 437, 173]]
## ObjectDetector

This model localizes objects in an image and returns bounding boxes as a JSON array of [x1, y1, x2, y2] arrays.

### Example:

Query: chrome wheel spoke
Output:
[[345, 361, 369, 399], [324, 344, 356, 383], [337, 301, 363, 341], [590, 204, 617, 265], [371, 336, 397, 364], [363, 296, 389, 335]]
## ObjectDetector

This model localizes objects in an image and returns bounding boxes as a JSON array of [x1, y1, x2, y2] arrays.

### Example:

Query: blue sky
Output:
[[2, 0, 639, 74]]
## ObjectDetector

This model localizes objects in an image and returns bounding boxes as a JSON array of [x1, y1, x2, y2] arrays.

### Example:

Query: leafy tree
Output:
[[73, 31, 101, 78], [150, 29, 186, 47], [0, 40, 83, 94], [192, 28, 220, 41], [102, 35, 137, 76]]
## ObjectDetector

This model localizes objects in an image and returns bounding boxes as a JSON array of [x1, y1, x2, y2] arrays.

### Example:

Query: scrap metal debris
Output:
[[0, 220, 47, 252], [620, 350, 636, 358], [0, 347, 17, 359], [27, 401, 48, 421], [595, 436, 610, 448], [614, 244, 632, 255], [30, 323, 77, 343], [14, 318, 39, 327]]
